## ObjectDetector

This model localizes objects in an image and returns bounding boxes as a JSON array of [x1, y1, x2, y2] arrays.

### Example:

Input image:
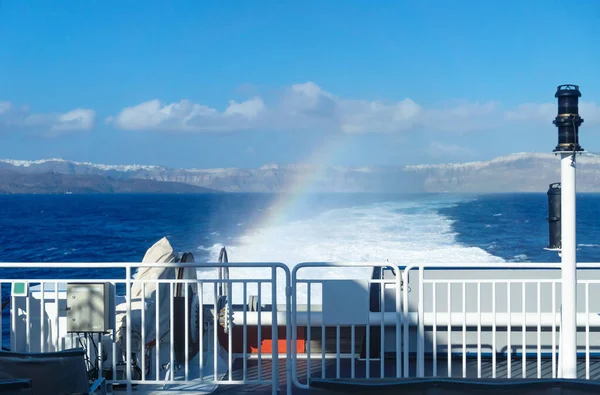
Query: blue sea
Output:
[[1, 193, 600, 347]]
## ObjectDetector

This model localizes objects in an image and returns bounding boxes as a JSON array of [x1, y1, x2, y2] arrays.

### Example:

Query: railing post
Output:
[[285, 281, 292, 395], [271, 266, 279, 395], [290, 267, 298, 389], [417, 266, 424, 377], [125, 264, 132, 394]]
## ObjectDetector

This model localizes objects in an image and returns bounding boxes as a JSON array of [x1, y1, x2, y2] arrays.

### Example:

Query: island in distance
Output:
[[1, 152, 599, 194], [0, 169, 217, 194]]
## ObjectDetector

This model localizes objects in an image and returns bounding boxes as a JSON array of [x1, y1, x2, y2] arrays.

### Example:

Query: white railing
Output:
[[0, 261, 291, 395], [402, 263, 600, 380], [3, 261, 600, 393], [290, 262, 402, 388]]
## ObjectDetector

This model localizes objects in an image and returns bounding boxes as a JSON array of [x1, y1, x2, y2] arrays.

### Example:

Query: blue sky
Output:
[[1, 1, 599, 169]]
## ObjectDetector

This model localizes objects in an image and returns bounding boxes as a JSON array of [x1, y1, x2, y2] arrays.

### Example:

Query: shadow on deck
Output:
[[214, 356, 600, 394]]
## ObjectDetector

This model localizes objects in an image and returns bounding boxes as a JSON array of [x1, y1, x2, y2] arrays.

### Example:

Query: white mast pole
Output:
[[560, 151, 577, 378], [552, 84, 583, 379]]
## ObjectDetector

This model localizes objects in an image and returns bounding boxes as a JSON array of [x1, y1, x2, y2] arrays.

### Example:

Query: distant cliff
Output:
[[1, 152, 599, 193], [0, 169, 217, 194]]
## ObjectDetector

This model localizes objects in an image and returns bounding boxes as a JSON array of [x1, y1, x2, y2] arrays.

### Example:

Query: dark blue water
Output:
[[2, 193, 600, 349], [439, 193, 600, 263]]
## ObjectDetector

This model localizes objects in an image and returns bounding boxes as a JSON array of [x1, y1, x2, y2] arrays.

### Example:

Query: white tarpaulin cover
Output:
[[109, 237, 197, 365]]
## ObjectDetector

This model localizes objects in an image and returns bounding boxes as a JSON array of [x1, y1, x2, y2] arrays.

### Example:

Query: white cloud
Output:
[[224, 97, 265, 119], [504, 103, 555, 123], [0, 101, 95, 131], [505, 101, 600, 124], [580, 102, 600, 124], [53, 109, 96, 130], [109, 97, 266, 132], [422, 101, 499, 133], [427, 141, 473, 158], [108, 82, 500, 134]]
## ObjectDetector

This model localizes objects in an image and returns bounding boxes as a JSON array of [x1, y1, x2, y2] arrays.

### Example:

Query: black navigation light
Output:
[[553, 84, 584, 152], [547, 182, 561, 250]]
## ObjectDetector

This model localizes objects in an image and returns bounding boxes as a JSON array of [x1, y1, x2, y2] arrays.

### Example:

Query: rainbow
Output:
[[247, 134, 347, 234]]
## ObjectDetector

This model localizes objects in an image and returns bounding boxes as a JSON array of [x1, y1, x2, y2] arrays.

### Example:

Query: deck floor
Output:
[[110, 356, 600, 394], [213, 356, 600, 394]]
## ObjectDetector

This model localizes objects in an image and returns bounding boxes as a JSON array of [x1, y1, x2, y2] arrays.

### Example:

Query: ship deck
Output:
[[109, 356, 600, 394]]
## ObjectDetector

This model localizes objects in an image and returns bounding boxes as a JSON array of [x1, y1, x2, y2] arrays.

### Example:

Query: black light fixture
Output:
[[553, 84, 584, 152], [547, 182, 561, 250]]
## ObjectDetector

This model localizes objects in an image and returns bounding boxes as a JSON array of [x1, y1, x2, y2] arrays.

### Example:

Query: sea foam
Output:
[[198, 197, 504, 304]]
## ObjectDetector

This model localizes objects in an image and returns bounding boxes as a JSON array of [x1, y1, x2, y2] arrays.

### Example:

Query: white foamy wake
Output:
[[197, 197, 504, 305]]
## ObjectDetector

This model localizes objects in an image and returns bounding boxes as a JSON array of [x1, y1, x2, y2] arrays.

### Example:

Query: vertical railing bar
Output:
[[185, 281, 190, 382], [0, 283, 3, 351], [307, 282, 311, 383], [0, 283, 3, 350], [40, 282, 45, 353], [417, 268, 424, 377], [492, 282, 496, 379], [213, 284, 218, 382], [586, 282, 590, 380], [321, 294, 326, 379], [98, 332, 103, 382], [11, 282, 16, 351], [396, 268, 402, 379], [290, 275, 298, 389], [271, 266, 279, 394], [257, 282, 262, 381], [285, 268, 292, 393], [86, 333, 92, 375], [54, 281, 59, 351], [552, 281, 556, 378], [366, 285, 371, 379], [351, 324, 355, 379], [336, 324, 341, 379], [170, 282, 174, 381], [141, 282, 146, 381], [433, 282, 437, 377], [112, 282, 117, 381], [462, 282, 466, 378], [477, 282, 481, 379], [228, 282, 233, 382], [403, 269, 409, 378], [199, 282, 204, 383], [381, 280, 385, 378], [447, 282, 452, 378], [522, 282, 526, 379], [537, 281, 542, 379], [242, 282, 247, 382], [155, 280, 160, 382], [126, 266, 132, 394], [112, 341, 117, 383], [26, 281, 30, 352], [507, 282, 512, 379]]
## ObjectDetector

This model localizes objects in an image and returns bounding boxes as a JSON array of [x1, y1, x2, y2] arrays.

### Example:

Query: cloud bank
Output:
[[504, 101, 600, 124], [110, 82, 599, 134], [0, 101, 95, 132], [5, 83, 599, 136], [107, 82, 501, 134]]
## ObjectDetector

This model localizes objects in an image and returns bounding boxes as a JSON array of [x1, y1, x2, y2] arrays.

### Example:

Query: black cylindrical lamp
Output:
[[547, 182, 561, 249], [553, 84, 584, 152]]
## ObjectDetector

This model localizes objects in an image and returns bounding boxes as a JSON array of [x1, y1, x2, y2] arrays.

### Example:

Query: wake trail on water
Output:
[[197, 197, 504, 304]]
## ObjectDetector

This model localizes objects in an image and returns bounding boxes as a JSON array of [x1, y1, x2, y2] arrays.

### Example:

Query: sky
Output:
[[1, 0, 599, 169]]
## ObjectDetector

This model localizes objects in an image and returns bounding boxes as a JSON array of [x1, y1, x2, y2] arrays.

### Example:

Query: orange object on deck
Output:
[[219, 325, 305, 354]]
